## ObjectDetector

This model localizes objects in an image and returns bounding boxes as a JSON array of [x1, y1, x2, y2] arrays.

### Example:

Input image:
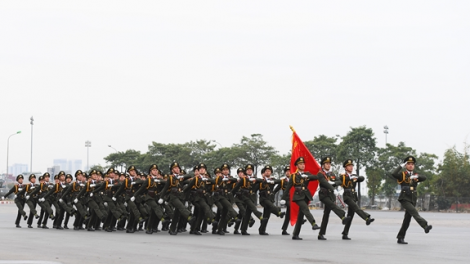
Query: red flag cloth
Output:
[[289, 129, 321, 226]]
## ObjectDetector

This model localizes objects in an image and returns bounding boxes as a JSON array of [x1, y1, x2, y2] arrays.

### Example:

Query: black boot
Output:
[[342, 216, 351, 225], [318, 234, 327, 240], [292, 235, 303, 240], [312, 223, 320, 230], [366, 218, 375, 226], [342, 235, 351, 240], [27, 225, 33, 228], [169, 230, 178, 235], [397, 238, 408, 244], [241, 231, 250, 235], [282, 230, 290, 235], [425, 225, 433, 234]]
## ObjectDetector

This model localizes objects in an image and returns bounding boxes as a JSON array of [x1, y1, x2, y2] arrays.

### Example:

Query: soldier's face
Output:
[[297, 163, 305, 171], [18, 178, 23, 184], [150, 169, 158, 176], [45, 176, 50, 182], [66, 178, 72, 183], [194, 169, 200, 176], [323, 163, 331, 171], [30, 178, 36, 184], [129, 170, 137, 177], [60, 176, 65, 182], [222, 168, 229, 175], [345, 165, 354, 173], [120, 175, 125, 181], [172, 167, 181, 175], [406, 162, 415, 171], [216, 172, 222, 178], [246, 169, 253, 175], [285, 171, 290, 177], [264, 170, 272, 177], [238, 172, 245, 178], [54, 179, 59, 183]]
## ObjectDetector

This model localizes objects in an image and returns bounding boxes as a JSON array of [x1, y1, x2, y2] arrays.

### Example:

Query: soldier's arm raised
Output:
[[281, 179, 293, 201], [159, 177, 171, 198], [391, 165, 403, 180]]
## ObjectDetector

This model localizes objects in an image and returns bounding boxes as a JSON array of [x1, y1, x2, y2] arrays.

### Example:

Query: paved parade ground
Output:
[[1, 204, 469, 264]]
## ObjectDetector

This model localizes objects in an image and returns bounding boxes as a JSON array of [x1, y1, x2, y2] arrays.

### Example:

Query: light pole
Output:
[[212, 140, 223, 149], [7, 131, 22, 179], [30, 116, 34, 172], [85, 140, 91, 171], [384, 125, 389, 146], [108, 145, 118, 152]]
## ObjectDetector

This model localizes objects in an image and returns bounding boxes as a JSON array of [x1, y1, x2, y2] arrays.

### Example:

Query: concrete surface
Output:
[[1, 203, 469, 264]]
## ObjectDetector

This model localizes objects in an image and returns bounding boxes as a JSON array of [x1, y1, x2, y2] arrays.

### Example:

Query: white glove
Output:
[[79, 184, 85, 187], [90, 193, 93, 197], [222, 178, 229, 182], [158, 198, 164, 204], [350, 175, 358, 180], [328, 181, 335, 185], [26, 195, 30, 200], [59, 199, 63, 203], [165, 202, 168, 205], [30, 187, 35, 189], [280, 176, 286, 180], [14, 195, 17, 199], [201, 178, 207, 181], [112, 197, 116, 201], [334, 189, 339, 196], [131, 182, 136, 185], [155, 179, 161, 183], [280, 200, 286, 205], [90, 184, 96, 188], [1, 197, 4, 200], [267, 180, 274, 184], [249, 177, 256, 182], [301, 174, 308, 178], [177, 176, 185, 180], [124, 202, 127, 207], [410, 175, 418, 180], [39, 198, 45, 202], [130, 196, 135, 202], [104, 202, 108, 207], [73, 198, 78, 203]]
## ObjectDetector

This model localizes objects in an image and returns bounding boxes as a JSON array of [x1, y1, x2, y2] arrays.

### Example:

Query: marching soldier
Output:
[[112, 166, 145, 233], [392, 156, 432, 244], [1, 175, 28, 227], [280, 157, 326, 240], [77, 170, 107, 231], [62, 170, 88, 230], [22, 174, 40, 228], [101, 168, 126, 232], [274, 166, 291, 235], [256, 165, 285, 235], [183, 163, 218, 235], [34, 173, 56, 228], [317, 157, 351, 240], [339, 159, 374, 240], [232, 168, 248, 235], [134, 165, 166, 234], [231, 164, 268, 235], [213, 164, 240, 235], [158, 162, 196, 235]]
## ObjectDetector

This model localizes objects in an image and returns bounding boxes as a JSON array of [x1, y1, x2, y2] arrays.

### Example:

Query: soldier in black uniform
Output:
[[101, 168, 127, 232], [231, 164, 267, 235], [77, 170, 107, 231], [113, 166, 146, 233], [317, 157, 351, 240], [158, 162, 196, 235], [213, 164, 240, 235], [392, 156, 432, 244], [256, 165, 285, 235], [62, 170, 88, 230], [22, 174, 40, 228], [339, 159, 374, 240], [1, 175, 28, 227], [34, 173, 55, 228], [134, 164, 167, 234], [233, 168, 248, 235], [274, 166, 291, 235], [280, 157, 327, 240], [183, 163, 218, 235]]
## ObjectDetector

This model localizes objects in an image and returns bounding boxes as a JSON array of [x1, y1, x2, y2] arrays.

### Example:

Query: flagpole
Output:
[[289, 125, 295, 132]]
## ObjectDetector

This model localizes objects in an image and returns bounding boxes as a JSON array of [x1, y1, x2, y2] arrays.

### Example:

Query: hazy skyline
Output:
[[1, 1, 469, 174]]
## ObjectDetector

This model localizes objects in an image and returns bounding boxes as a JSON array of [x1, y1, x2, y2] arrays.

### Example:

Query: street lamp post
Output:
[[30, 116, 34, 172], [108, 145, 118, 152], [7, 131, 22, 179], [85, 141, 91, 171], [384, 125, 389, 146]]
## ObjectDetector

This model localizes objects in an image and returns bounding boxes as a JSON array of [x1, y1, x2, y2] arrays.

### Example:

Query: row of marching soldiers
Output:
[[1, 156, 380, 240]]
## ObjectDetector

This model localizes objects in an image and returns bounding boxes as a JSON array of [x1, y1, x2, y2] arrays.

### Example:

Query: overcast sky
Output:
[[1, 1, 469, 174]]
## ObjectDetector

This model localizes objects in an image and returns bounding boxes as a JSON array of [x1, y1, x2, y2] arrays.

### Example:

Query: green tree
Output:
[[434, 145, 470, 199], [337, 126, 377, 206], [365, 166, 383, 206], [232, 134, 278, 175], [104, 149, 144, 173], [269, 153, 291, 179]]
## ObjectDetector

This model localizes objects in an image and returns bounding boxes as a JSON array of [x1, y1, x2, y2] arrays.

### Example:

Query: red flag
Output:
[[289, 126, 321, 226]]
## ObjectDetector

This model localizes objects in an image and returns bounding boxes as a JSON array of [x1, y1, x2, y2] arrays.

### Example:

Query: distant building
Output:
[[8, 163, 29, 177], [52, 159, 83, 174]]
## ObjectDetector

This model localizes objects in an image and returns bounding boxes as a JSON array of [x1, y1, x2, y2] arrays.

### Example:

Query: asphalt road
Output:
[[1, 203, 469, 264]]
